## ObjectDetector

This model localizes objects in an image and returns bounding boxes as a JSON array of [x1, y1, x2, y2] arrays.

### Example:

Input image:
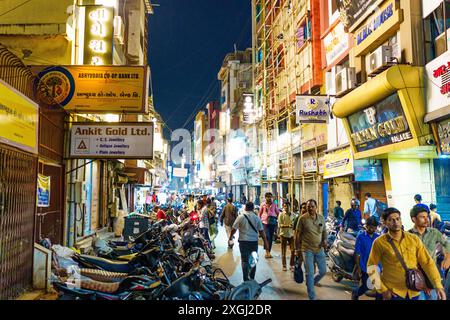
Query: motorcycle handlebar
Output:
[[260, 279, 272, 288]]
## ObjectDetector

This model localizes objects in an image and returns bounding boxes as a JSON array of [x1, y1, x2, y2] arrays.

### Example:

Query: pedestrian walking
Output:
[[292, 195, 299, 213], [429, 204, 443, 230], [294, 199, 328, 300], [220, 198, 238, 248], [259, 192, 280, 259], [352, 216, 381, 300], [197, 200, 211, 245], [367, 207, 446, 300], [293, 202, 307, 232], [363, 193, 377, 221], [241, 193, 247, 205], [408, 205, 450, 300], [333, 201, 344, 220], [207, 198, 218, 249], [279, 203, 295, 271], [229, 202, 269, 282], [341, 200, 362, 233]]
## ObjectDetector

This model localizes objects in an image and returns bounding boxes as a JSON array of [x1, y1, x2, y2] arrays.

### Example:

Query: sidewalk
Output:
[[212, 224, 370, 300]]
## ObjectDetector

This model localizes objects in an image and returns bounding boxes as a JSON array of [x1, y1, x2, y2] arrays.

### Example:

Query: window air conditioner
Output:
[[335, 67, 356, 97], [114, 16, 125, 45], [367, 46, 393, 76]]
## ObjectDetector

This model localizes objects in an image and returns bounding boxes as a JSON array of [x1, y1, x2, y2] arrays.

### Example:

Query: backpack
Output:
[[375, 200, 387, 218]]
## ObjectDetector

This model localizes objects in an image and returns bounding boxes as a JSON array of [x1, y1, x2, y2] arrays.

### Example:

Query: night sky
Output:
[[148, 1, 252, 133]]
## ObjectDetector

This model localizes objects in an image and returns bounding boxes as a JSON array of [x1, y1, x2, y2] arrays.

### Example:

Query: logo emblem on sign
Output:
[[36, 67, 75, 106], [364, 107, 377, 126]]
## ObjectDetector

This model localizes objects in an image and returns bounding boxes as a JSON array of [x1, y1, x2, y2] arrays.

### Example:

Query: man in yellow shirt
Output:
[[367, 207, 446, 300]]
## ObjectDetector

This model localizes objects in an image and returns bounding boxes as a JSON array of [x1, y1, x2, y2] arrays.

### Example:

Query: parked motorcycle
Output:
[[327, 231, 357, 283]]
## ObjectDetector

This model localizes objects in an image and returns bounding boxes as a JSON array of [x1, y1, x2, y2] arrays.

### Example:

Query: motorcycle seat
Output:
[[77, 255, 132, 273], [337, 242, 354, 256]]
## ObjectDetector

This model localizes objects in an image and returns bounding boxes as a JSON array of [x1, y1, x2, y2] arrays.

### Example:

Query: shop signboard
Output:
[[83, 5, 114, 65], [323, 147, 354, 179], [0, 79, 39, 154], [436, 118, 450, 155], [173, 167, 188, 178], [347, 93, 413, 153], [336, 0, 380, 32], [69, 122, 154, 159], [425, 50, 450, 115], [232, 168, 247, 185], [355, 1, 395, 46], [323, 22, 349, 67], [296, 95, 330, 124], [33, 65, 149, 113], [303, 154, 317, 173], [37, 174, 51, 207], [318, 154, 325, 174]]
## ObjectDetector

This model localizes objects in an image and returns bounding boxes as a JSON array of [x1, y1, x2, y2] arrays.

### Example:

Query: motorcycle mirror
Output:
[[249, 251, 259, 269]]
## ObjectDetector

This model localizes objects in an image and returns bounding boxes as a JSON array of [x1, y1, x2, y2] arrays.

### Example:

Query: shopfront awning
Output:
[[332, 65, 423, 119], [331, 65, 430, 159]]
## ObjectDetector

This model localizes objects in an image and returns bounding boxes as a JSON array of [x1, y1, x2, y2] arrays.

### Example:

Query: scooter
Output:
[[327, 231, 357, 283]]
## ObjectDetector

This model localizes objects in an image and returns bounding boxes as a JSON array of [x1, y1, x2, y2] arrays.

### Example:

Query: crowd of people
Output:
[[139, 189, 449, 301]]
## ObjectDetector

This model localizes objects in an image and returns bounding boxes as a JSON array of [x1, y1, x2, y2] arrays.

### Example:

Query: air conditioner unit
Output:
[[335, 67, 356, 97], [114, 16, 125, 45], [367, 46, 393, 76]]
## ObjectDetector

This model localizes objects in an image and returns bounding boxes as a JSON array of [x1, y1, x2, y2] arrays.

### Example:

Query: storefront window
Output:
[[424, 1, 450, 63]]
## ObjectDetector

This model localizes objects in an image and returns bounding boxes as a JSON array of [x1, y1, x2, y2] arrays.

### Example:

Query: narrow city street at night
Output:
[[0, 0, 450, 311]]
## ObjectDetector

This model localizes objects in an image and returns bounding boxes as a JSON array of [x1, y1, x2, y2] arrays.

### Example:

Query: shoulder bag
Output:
[[387, 236, 433, 292]]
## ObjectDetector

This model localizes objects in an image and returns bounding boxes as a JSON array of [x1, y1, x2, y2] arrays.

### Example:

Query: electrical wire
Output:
[[0, 0, 33, 18]]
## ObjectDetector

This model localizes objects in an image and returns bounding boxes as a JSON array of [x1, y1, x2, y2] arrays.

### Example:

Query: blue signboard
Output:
[[354, 160, 383, 182]]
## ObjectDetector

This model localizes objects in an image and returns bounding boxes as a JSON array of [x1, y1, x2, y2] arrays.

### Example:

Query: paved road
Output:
[[212, 224, 371, 300]]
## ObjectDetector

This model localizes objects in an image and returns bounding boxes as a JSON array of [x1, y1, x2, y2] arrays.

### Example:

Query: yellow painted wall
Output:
[[0, 0, 73, 25]]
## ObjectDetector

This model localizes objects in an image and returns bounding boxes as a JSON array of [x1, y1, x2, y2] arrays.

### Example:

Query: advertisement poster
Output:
[[70, 122, 154, 159], [32, 65, 149, 113], [347, 93, 413, 153], [323, 147, 354, 179], [0, 79, 39, 154], [37, 174, 51, 207]]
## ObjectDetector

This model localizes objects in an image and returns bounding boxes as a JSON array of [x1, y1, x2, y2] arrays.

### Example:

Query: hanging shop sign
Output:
[[83, 5, 114, 65], [0, 79, 39, 154], [425, 51, 450, 115], [323, 147, 354, 179], [336, 0, 380, 32], [355, 2, 395, 46], [436, 118, 450, 155], [70, 122, 154, 159], [37, 174, 51, 207], [173, 167, 188, 178], [347, 93, 412, 153], [33, 65, 149, 113], [323, 22, 349, 67], [296, 95, 330, 124]]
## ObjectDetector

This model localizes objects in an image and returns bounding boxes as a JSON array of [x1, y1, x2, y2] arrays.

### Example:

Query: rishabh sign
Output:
[[70, 122, 154, 159], [296, 96, 330, 124], [33, 65, 149, 113], [347, 93, 412, 153], [0, 79, 39, 154]]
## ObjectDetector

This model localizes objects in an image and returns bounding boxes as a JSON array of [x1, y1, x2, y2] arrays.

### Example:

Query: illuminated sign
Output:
[[347, 93, 413, 152], [33, 65, 149, 113], [84, 5, 114, 65], [70, 122, 154, 159], [356, 3, 394, 46]]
